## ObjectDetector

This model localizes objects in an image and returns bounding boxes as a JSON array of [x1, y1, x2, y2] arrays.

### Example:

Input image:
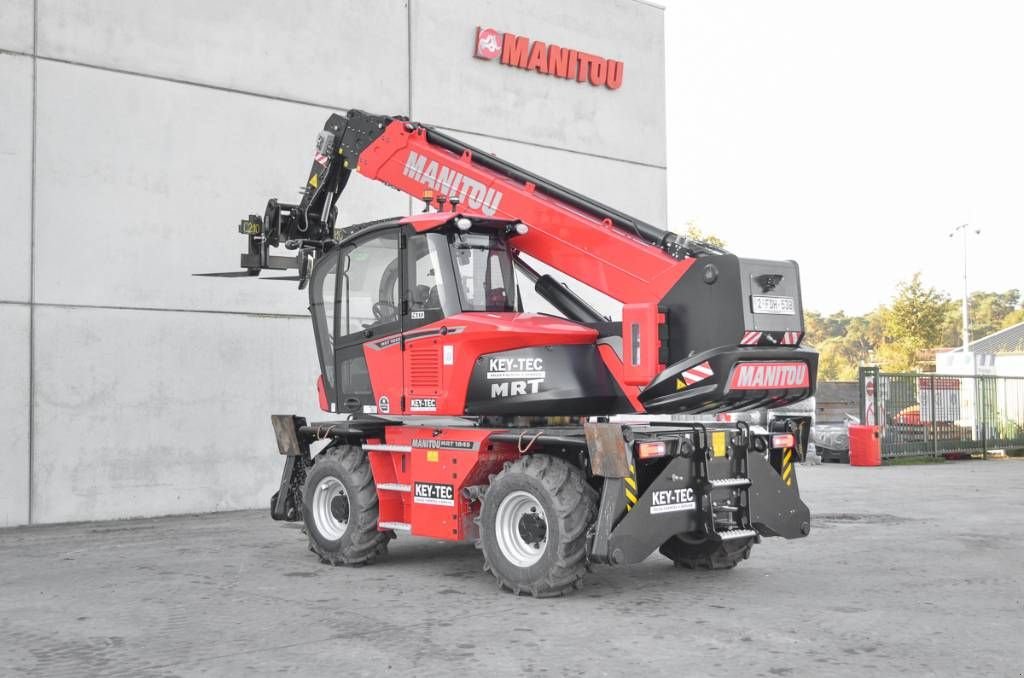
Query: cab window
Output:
[[338, 232, 401, 336], [450, 232, 517, 312], [407, 233, 460, 324], [309, 251, 339, 387]]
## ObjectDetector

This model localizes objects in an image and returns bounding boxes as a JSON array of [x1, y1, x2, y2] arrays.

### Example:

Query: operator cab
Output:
[[309, 215, 521, 413]]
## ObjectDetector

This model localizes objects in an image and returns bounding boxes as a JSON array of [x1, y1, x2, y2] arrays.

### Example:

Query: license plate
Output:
[[751, 295, 795, 315]]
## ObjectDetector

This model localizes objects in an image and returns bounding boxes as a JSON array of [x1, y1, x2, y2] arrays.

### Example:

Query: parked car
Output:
[[812, 414, 857, 463]]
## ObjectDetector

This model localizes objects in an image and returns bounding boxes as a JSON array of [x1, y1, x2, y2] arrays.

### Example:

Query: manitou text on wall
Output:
[[474, 27, 624, 90]]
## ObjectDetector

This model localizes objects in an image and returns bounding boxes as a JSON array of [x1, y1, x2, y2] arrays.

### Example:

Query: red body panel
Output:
[[621, 302, 666, 386], [316, 375, 329, 412], [358, 122, 695, 304], [363, 312, 598, 416], [363, 339, 404, 415], [368, 427, 519, 540]]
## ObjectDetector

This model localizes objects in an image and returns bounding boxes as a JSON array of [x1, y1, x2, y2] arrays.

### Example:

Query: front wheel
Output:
[[479, 454, 597, 597], [302, 445, 391, 565]]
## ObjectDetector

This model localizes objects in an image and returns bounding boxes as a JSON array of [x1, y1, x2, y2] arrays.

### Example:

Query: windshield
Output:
[[450, 233, 517, 312]]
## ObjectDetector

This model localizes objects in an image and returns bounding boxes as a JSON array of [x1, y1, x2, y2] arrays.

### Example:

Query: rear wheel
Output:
[[302, 444, 391, 565], [479, 454, 597, 597], [659, 534, 755, 570]]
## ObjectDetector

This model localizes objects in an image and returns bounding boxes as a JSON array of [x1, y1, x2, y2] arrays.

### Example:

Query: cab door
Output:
[[334, 230, 403, 414], [401, 232, 462, 415]]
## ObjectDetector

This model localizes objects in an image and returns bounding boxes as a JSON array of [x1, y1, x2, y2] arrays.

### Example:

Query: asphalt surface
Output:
[[1, 460, 1022, 677]]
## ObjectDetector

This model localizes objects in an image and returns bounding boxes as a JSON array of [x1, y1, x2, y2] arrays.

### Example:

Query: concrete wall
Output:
[[0, 0, 666, 525]]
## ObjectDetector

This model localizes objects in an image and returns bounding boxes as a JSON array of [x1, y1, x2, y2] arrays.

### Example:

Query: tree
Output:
[[805, 278, 1022, 378], [683, 221, 726, 249], [1003, 307, 1024, 329], [970, 289, 1021, 338], [883, 274, 949, 344], [936, 289, 1021, 346], [805, 310, 852, 346]]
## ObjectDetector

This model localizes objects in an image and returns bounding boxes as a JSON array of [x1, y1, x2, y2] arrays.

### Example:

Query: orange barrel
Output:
[[848, 425, 881, 466]]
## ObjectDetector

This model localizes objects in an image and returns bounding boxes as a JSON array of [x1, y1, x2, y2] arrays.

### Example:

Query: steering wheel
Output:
[[372, 301, 398, 323]]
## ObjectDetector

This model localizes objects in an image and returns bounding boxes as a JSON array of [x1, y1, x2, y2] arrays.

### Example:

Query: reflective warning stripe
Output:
[[782, 448, 794, 486], [740, 331, 763, 345], [624, 464, 638, 511], [680, 361, 714, 386]]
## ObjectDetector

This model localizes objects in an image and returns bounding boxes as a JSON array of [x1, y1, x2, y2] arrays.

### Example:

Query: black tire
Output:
[[302, 444, 391, 565], [479, 454, 597, 597], [659, 534, 755, 570]]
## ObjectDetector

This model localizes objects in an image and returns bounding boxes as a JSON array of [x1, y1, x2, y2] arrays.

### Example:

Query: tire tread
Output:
[[303, 445, 392, 566], [481, 455, 597, 598]]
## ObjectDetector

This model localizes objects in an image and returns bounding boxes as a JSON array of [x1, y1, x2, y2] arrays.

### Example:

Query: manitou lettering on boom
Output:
[[402, 151, 503, 216]]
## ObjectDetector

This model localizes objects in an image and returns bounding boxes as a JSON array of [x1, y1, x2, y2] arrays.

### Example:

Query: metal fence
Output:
[[859, 367, 1024, 459]]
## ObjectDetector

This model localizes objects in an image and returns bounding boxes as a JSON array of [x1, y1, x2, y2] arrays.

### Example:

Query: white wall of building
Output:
[[0, 0, 666, 525]]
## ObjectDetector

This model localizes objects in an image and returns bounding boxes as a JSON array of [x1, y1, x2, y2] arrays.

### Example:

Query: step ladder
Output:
[[694, 427, 759, 543]]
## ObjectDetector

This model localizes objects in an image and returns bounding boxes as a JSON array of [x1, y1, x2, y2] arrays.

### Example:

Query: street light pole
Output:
[[950, 223, 979, 352], [961, 225, 969, 351], [950, 223, 981, 447]]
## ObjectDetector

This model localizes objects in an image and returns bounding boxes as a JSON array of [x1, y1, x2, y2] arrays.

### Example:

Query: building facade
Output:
[[936, 322, 1024, 377], [0, 0, 667, 526]]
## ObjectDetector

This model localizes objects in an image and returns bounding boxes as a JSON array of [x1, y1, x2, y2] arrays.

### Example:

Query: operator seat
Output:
[[411, 284, 441, 311]]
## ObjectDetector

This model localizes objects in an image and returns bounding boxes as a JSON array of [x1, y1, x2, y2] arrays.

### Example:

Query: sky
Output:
[[661, 0, 1024, 315]]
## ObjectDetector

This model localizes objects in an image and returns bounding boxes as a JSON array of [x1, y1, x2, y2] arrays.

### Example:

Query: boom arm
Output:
[[286, 110, 722, 304]]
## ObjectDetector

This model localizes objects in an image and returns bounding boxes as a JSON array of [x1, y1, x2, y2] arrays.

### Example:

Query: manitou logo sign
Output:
[[473, 27, 624, 90], [402, 150, 503, 216], [728, 362, 810, 390]]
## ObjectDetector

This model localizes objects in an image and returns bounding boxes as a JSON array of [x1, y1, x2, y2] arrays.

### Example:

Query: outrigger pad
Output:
[[747, 452, 811, 539], [583, 422, 631, 478], [271, 415, 308, 456]]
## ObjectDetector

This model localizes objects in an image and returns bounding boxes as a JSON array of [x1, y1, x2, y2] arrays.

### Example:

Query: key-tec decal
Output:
[[413, 482, 455, 507], [728, 362, 810, 390], [410, 398, 437, 412], [487, 356, 546, 398], [650, 487, 696, 515]]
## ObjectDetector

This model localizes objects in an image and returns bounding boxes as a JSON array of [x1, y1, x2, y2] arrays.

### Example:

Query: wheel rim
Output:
[[312, 476, 349, 541], [494, 490, 548, 568]]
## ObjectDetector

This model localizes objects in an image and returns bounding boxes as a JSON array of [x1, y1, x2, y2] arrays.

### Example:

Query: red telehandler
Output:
[[219, 110, 816, 596]]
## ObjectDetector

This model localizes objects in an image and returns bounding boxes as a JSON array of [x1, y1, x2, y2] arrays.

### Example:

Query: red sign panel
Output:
[[474, 27, 503, 60], [473, 27, 624, 90], [728, 362, 810, 390]]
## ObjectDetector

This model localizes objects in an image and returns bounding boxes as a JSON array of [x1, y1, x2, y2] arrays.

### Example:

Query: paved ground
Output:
[[1, 460, 1022, 677]]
